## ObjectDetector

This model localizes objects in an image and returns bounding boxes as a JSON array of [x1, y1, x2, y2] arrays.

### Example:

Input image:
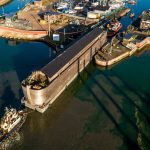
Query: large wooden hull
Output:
[[22, 28, 108, 113]]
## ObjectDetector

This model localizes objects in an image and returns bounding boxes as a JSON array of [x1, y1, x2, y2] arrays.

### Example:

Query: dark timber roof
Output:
[[94, 5, 110, 11], [41, 27, 103, 78]]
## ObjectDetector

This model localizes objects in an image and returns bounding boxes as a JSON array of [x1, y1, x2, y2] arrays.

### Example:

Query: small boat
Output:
[[128, 0, 136, 5], [91, 2, 99, 7], [107, 19, 122, 37], [0, 107, 26, 147], [57, 2, 68, 11], [68, 9, 77, 15], [74, 3, 84, 11], [63, 9, 77, 15], [130, 13, 135, 18], [109, 2, 125, 10]]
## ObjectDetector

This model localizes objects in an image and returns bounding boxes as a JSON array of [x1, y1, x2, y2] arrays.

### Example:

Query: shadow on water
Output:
[[144, 92, 150, 106], [0, 40, 53, 115], [12, 41, 53, 82], [83, 68, 150, 147], [100, 71, 150, 122], [5, 39, 21, 47], [78, 73, 140, 150], [0, 80, 22, 117], [111, 70, 150, 108]]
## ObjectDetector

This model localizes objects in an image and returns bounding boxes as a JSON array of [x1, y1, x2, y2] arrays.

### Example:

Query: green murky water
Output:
[[0, 0, 149, 149]]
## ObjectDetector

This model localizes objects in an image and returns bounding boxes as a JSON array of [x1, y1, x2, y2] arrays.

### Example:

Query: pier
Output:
[[21, 27, 107, 113]]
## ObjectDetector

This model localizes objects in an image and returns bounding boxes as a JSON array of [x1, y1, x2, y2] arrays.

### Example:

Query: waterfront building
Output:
[[4, 14, 32, 30], [87, 11, 101, 19]]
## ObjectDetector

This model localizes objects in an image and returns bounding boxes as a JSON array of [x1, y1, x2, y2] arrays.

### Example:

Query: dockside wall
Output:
[[0, 25, 48, 40]]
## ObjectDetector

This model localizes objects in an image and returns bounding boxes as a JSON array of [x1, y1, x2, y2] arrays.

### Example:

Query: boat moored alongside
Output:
[[106, 19, 122, 37], [128, 0, 136, 5], [0, 107, 27, 147], [130, 13, 135, 18]]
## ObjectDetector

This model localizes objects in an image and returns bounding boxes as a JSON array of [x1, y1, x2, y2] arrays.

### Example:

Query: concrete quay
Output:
[[95, 44, 133, 66], [95, 37, 150, 67]]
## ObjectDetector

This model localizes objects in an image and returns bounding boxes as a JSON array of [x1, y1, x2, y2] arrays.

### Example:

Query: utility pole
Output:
[[48, 15, 51, 37], [64, 28, 65, 42], [2, 6, 4, 15], [110, 41, 112, 54]]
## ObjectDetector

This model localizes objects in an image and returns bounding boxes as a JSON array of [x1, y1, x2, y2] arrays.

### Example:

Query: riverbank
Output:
[[0, 0, 11, 6], [95, 37, 150, 67]]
